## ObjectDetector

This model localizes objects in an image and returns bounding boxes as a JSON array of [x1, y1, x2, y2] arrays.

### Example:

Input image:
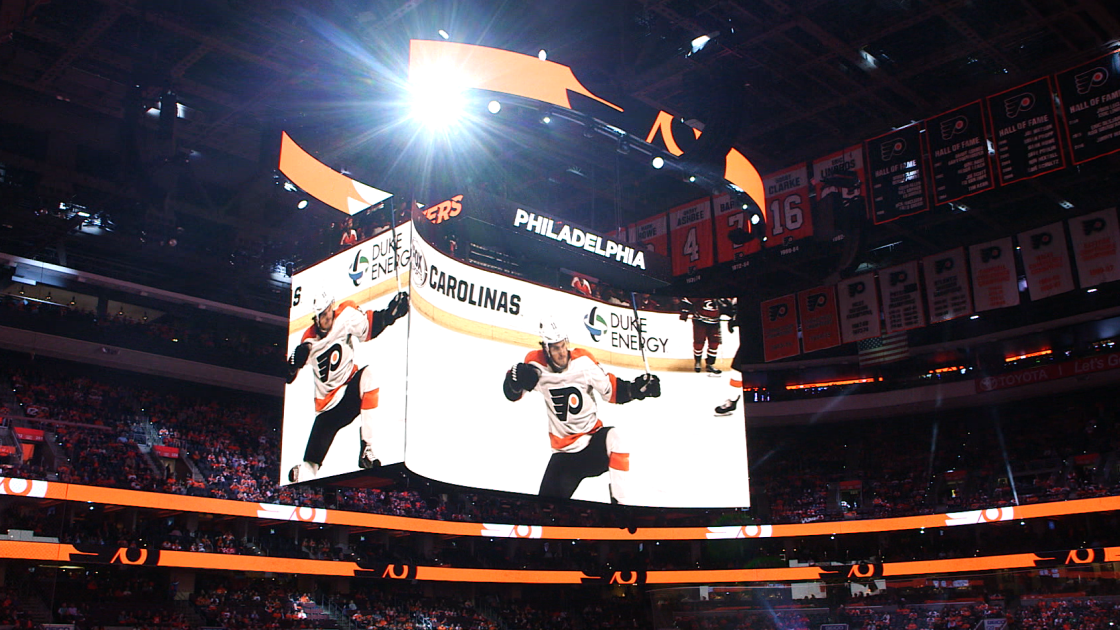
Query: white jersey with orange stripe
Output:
[[300, 301, 369, 412], [523, 348, 619, 454]]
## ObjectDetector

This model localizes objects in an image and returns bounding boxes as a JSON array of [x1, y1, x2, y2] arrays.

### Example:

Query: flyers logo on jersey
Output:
[[944, 507, 1014, 527], [480, 524, 544, 539], [705, 525, 773, 539], [256, 504, 328, 523], [549, 387, 583, 422], [0, 477, 49, 498]]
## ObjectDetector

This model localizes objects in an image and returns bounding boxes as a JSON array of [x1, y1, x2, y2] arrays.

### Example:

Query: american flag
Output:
[[857, 332, 909, 367]]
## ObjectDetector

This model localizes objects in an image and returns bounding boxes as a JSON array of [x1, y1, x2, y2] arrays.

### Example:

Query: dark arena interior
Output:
[[4, 0, 1120, 628]]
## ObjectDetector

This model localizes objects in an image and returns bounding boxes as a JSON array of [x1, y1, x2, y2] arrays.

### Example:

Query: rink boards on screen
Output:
[[405, 234, 748, 508]]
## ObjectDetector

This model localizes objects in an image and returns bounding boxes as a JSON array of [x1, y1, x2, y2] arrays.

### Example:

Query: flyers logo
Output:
[[480, 524, 543, 539], [580, 570, 646, 585], [806, 293, 828, 312], [940, 116, 968, 141], [847, 281, 866, 298], [819, 563, 882, 582], [944, 507, 1014, 526], [1004, 92, 1035, 119], [880, 138, 906, 161], [1074, 67, 1109, 95], [1030, 232, 1052, 250], [767, 303, 788, 321], [0, 477, 49, 498], [934, 257, 954, 274], [316, 343, 344, 381], [549, 387, 583, 423], [1082, 218, 1106, 236], [1033, 548, 1104, 567], [69, 544, 161, 566], [353, 561, 418, 580], [256, 504, 327, 523], [705, 525, 773, 539], [979, 246, 1002, 263]]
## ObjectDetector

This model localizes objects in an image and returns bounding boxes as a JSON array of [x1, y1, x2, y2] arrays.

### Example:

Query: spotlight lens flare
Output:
[[408, 62, 468, 129], [651, 157, 665, 169], [487, 100, 501, 114]]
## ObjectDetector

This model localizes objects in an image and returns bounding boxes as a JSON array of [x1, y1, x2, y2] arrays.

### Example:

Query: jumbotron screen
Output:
[[405, 231, 750, 508], [281, 224, 411, 486]]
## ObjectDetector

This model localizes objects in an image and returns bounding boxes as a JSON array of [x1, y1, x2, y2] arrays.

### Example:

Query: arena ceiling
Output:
[[1, 0, 1119, 303]]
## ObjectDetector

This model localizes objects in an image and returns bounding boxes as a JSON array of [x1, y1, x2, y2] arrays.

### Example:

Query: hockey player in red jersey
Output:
[[680, 297, 736, 374], [286, 289, 408, 482], [502, 319, 661, 504]]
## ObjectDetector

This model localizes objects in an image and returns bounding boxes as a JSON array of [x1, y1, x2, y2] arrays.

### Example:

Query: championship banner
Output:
[[837, 274, 882, 344], [1069, 208, 1120, 287], [922, 248, 974, 323], [633, 213, 669, 257], [866, 123, 930, 224], [987, 77, 1065, 185], [878, 261, 926, 334], [762, 163, 812, 247], [1019, 222, 1075, 301], [797, 286, 841, 353], [760, 294, 800, 362], [970, 238, 1020, 312], [13, 427, 43, 442], [1055, 51, 1120, 165], [713, 193, 762, 263], [925, 101, 995, 204], [669, 197, 715, 276]]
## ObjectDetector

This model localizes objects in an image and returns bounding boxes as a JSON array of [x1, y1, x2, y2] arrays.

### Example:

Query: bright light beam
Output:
[[408, 62, 468, 130]]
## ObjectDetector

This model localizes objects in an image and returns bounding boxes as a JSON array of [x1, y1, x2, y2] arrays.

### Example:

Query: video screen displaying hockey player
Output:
[[281, 224, 411, 485], [405, 232, 749, 508]]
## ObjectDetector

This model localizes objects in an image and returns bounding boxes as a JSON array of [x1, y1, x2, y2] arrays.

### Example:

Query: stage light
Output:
[[651, 157, 664, 169], [541, 114, 551, 124], [438, 30, 450, 40], [283, 181, 298, 192], [408, 61, 467, 129], [689, 34, 713, 55], [487, 100, 501, 114], [750, 213, 761, 225], [297, 199, 309, 209], [538, 49, 547, 61], [688, 175, 696, 182]]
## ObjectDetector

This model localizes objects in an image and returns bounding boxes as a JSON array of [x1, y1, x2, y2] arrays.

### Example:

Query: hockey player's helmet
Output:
[[540, 318, 568, 346], [311, 290, 335, 323]]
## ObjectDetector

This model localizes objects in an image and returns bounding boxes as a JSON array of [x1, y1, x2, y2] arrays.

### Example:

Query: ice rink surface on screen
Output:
[[405, 235, 750, 508]]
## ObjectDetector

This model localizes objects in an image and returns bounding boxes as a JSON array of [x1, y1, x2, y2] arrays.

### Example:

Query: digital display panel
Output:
[[404, 232, 749, 508], [280, 224, 411, 485]]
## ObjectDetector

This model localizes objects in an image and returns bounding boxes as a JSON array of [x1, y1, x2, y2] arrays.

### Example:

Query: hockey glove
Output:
[[512, 362, 540, 390], [387, 292, 409, 321], [679, 311, 689, 321], [727, 319, 736, 333], [286, 343, 311, 384], [631, 373, 661, 399]]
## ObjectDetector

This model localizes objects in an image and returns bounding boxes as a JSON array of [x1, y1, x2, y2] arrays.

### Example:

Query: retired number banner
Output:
[[837, 274, 882, 344], [669, 198, 714, 276], [763, 163, 812, 247], [1019, 222, 1075, 300], [1055, 51, 1120, 165], [866, 123, 930, 224], [712, 193, 761, 263], [632, 213, 669, 257], [987, 77, 1065, 185], [970, 238, 1020, 311], [925, 101, 995, 204], [922, 248, 973, 323], [797, 286, 841, 353], [1069, 209, 1120, 288], [879, 261, 926, 334], [761, 294, 800, 362]]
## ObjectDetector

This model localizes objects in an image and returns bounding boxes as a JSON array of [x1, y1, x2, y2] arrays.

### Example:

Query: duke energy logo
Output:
[[584, 306, 607, 341], [349, 251, 370, 286]]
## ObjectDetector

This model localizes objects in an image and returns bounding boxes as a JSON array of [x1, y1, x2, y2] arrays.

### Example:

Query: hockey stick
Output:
[[629, 292, 651, 376], [388, 199, 402, 293]]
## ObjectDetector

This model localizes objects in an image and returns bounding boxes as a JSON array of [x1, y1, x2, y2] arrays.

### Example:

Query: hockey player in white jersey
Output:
[[286, 289, 408, 482], [503, 319, 661, 503]]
